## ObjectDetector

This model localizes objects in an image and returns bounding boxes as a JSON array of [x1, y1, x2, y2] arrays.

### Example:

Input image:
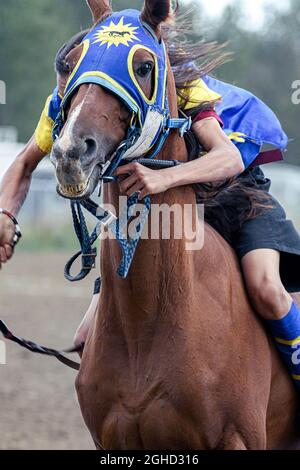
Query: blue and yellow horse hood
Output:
[[63, 9, 168, 130]]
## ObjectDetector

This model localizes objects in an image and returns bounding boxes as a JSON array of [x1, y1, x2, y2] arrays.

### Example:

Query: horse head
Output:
[[50, 0, 177, 200]]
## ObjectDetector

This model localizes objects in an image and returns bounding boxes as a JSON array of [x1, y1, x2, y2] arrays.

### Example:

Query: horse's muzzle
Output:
[[55, 164, 102, 200], [50, 135, 104, 199]]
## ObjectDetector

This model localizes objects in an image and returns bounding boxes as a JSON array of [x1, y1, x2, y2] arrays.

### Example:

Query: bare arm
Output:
[[115, 117, 245, 198], [0, 136, 46, 214], [166, 118, 245, 187], [0, 137, 47, 264], [73, 119, 244, 343]]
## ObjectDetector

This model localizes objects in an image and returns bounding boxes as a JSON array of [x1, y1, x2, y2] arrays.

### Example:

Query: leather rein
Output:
[[0, 156, 187, 372]]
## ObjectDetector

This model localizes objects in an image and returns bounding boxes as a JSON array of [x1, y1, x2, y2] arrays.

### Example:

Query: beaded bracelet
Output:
[[0, 208, 22, 247]]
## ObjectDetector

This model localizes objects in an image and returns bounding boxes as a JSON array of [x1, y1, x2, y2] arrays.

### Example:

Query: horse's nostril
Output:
[[85, 138, 97, 156]]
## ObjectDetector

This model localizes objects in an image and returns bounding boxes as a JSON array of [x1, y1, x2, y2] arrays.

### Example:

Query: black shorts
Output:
[[198, 167, 300, 293]]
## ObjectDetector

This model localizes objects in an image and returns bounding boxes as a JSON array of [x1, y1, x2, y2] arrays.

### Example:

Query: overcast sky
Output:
[[183, 0, 290, 29]]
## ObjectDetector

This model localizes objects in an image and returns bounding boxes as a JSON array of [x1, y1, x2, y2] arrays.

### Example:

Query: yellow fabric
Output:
[[227, 132, 247, 144], [34, 78, 222, 155], [275, 336, 300, 347], [177, 78, 221, 111], [34, 95, 55, 154]]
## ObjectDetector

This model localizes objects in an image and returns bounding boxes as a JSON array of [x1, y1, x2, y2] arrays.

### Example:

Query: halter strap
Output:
[[64, 158, 181, 282]]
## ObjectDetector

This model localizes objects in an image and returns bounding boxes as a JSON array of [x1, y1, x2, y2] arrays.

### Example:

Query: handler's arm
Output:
[[0, 137, 47, 263]]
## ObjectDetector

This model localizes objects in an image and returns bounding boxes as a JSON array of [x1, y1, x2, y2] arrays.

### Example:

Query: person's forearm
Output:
[[0, 137, 45, 216], [164, 145, 244, 189], [0, 159, 32, 215]]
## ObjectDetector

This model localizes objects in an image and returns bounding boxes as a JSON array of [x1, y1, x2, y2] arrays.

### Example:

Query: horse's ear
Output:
[[86, 0, 112, 24], [141, 0, 177, 32]]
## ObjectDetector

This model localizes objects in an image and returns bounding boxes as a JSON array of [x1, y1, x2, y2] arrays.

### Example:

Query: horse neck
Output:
[[161, 60, 188, 163], [100, 67, 198, 335]]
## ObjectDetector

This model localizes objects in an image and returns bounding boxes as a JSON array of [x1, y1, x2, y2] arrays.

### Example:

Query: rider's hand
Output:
[[114, 163, 172, 200], [0, 214, 15, 267]]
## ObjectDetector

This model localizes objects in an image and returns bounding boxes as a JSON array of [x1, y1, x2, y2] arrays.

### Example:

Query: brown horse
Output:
[[51, 0, 300, 450]]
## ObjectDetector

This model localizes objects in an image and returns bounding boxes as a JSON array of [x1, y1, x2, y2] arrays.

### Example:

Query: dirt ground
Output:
[[0, 252, 95, 450]]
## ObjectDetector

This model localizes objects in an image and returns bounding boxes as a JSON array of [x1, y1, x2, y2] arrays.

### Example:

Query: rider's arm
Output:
[[0, 89, 55, 264], [165, 117, 245, 188], [115, 116, 245, 198], [0, 138, 47, 264], [0, 136, 47, 216], [0, 88, 55, 216]]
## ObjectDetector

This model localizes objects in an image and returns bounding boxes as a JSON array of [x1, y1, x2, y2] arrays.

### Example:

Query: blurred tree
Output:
[[0, 0, 92, 140], [200, 0, 300, 164], [0, 0, 144, 141]]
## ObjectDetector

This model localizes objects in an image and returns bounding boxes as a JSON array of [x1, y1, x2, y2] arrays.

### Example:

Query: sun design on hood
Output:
[[93, 17, 141, 49]]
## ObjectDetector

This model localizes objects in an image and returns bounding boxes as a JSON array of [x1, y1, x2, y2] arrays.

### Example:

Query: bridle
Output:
[[0, 157, 187, 372], [0, 10, 192, 371]]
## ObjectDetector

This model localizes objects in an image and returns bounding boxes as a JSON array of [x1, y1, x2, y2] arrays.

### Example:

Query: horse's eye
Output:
[[136, 62, 154, 78]]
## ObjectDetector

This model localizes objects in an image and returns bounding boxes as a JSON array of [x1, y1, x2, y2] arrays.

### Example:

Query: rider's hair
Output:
[[55, 30, 89, 76]]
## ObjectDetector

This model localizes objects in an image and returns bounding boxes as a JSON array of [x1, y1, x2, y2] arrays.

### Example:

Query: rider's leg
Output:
[[242, 249, 300, 392]]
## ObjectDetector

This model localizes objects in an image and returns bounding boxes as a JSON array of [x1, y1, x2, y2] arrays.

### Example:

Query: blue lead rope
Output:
[[65, 193, 151, 282], [63, 115, 189, 283], [111, 193, 151, 278], [65, 199, 103, 282], [64, 158, 181, 283]]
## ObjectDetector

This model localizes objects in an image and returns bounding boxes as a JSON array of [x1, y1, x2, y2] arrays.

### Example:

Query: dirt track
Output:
[[0, 252, 94, 450]]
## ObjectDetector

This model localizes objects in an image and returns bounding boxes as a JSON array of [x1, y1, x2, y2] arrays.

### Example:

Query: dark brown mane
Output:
[[162, 10, 231, 112], [163, 11, 230, 86]]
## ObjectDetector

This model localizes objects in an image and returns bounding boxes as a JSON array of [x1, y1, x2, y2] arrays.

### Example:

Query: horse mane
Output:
[[162, 12, 230, 87]]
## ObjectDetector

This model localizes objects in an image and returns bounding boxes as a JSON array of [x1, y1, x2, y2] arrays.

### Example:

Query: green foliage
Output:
[[19, 224, 79, 252], [0, 0, 91, 140], [0, 0, 299, 164], [209, 0, 300, 164]]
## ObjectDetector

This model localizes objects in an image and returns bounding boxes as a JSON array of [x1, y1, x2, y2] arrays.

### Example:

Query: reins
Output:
[[65, 157, 181, 282], [0, 11, 193, 370], [0, 320, 82, 371], [0, 158, 183, 372]]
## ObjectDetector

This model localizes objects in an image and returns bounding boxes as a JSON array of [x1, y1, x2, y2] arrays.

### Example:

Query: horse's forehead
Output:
[[62, 9, 168, 127], [70, 9, 161, 82]]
